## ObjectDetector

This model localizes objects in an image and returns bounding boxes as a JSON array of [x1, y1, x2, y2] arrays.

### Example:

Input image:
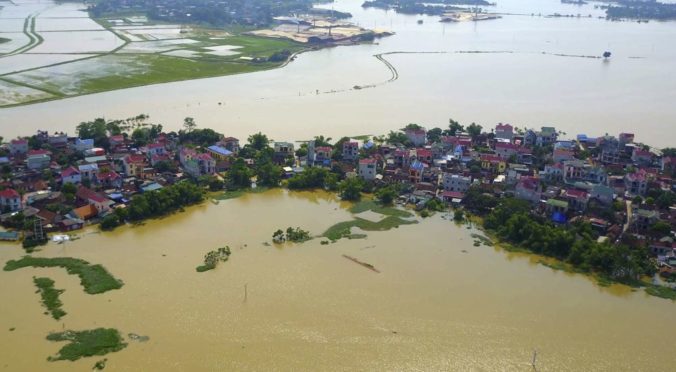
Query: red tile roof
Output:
[[495, 123, 513, 131], [125, 154, 146, 164], [359, 158, 376, 164], [60, 166, 80, 178], [28, 149, 51, 156], [565, 189, 588, 199], [0, 188, 20, 198], [76, 186, 107, 203]]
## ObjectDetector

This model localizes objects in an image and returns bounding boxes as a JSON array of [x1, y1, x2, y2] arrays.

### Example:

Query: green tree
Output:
[[466, 123, 483, 140], [339, 177, 363, 201], [226, 158, 252, 189], [402, 123, 423, 131], [183, 117, 197, 133], [649, 221, 671, 236], [447, 118, 464, 136], [247, 132, 270, 151], [256, 162, 281, 187], [427, 127, 443, 143], [375, 185, 398, 205]]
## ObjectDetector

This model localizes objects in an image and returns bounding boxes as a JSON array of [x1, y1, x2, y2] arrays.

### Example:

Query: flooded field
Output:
[[0, 190, 674, 371]]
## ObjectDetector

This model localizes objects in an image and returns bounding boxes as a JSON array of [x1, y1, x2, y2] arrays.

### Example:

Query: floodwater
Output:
[[1, 0, 675, 147], [0, 190, 674, 371]]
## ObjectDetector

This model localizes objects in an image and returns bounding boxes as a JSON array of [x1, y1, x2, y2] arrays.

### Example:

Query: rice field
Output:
[[0, 0, 305, 107]]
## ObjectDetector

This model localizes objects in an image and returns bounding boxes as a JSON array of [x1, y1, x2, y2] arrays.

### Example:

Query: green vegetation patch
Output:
[[33, 277, 67, 320], [645, 284, 676, 301], [349, 200, 413, 218], [196, 246, 231, 272], [4, 257, 123, 294], [323, 216, 417, 241], [46, 328, 127, 362]]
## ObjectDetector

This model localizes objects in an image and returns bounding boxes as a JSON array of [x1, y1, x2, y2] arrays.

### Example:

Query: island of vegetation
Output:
[[602, 0, 676, 21], [272, 227, 312, 243], [46, 328, 127, 362], [363, 0, 495, 16], [196, 246, 232, 272], [33, 276, 67, 320], [4, 257, 123, 294], [0, 114, 674, 300]]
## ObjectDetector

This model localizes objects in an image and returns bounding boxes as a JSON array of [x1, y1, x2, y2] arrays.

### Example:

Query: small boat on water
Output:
[[417, 19, 423, 24]]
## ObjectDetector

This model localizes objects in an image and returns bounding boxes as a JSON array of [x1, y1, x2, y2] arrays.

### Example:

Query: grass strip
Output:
[[4, 256, 123, 294], [349, 200, 413, 218], [33, 277, 66, 320], [323, 216, 417, 241], [46, 328, 127, 362]]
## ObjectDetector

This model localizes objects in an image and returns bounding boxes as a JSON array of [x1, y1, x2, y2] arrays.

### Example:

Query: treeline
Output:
[[481, 197, 655, 282], [101, 181, 204, 230], [363, 0, 492, 16], [90, 0, 348, 27], [605, 0, 676, 20]]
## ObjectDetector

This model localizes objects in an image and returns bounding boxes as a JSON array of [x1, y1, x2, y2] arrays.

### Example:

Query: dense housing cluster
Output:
[[0, 116, 674, 283]]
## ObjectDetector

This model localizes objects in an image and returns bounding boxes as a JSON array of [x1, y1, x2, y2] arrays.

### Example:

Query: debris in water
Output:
[[93, 358, 107, 370], [127, 333, 150, 342], [342, 254, 380, 273]]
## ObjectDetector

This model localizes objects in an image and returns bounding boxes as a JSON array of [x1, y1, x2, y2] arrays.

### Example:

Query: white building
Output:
[[442, 173, 471, 193], [358, 158, 377, 181]]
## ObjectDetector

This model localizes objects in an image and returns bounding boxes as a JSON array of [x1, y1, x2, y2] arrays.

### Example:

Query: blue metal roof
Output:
[[207, 145, 233, 157]]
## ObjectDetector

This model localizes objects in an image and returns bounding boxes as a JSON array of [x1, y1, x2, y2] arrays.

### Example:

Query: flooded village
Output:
[[1, 117, 674, 284], [0, 115, 675, 370]]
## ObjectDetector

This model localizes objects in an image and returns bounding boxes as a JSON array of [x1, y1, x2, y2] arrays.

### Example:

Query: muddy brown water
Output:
[[0, 189, 674, 371]]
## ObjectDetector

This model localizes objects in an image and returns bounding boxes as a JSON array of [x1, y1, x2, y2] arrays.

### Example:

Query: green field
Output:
[[1, 30, 306, 107], [47, 328, 127, 361], [4, 256, 123, 294]]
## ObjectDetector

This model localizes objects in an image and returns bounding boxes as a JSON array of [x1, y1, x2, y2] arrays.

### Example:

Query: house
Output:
[[146, 143, 166, 159], [9, 139, 29, 156], [442, 173, 471, 193], [553, 149, 575, 163], [619, 132, 635, 146], [409, 160, 426, 183], [206, 145, 234, 161], [661, 156, 676, 173], [416, 148, 433, 164], [342, 141, 360, 161], [59, 218, 84, 231], [96, 171, 122, 189], [312, 146, 333, 166], [564, 188, 589, 212], [109, 135, 125, 148], [122, 154, 148, 178], [180, 148, 215, 177], [48, 132, 68, 147], [546, 198, 569, 215], [590, 184, 614, 205], [405, 129, 427, 147], [72, 204, 98, 220], [543, 163, 563, 182], [151, 153, 172, 167], [598, 135, 621, 164], [358, 158, 377, 181], [272, 142, 294, 163], [73, 138, 94, 152], [515, 176, 542, 203], [60, 166, 81, 184], [494, 123, 514, 141], [76, 186, 113, 213], [220, 137, 240, 153], [0, 188, 22, 212], [537, 127, 557, 146], [562, 160, 607, 185], [78, 163, 99, 182], [494, 143, 519, 159], [632, 209, 659, 233], [480, 154, 506, 173], [631, 148, 653, 166], [26, 150, 51, 170], [624, 170, 648, 196]]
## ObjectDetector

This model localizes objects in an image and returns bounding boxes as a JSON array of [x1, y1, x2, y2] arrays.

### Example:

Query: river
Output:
[[0, 189, 674, 371], [0, 0, 675, 147]]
